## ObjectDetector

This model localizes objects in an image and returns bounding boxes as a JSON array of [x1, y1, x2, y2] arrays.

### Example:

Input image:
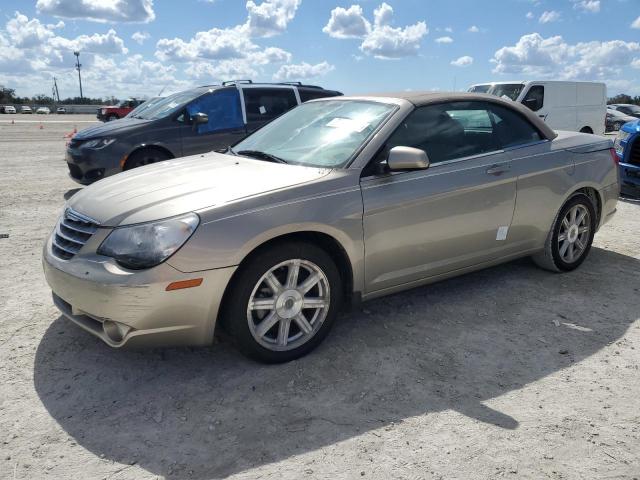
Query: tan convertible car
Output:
[[43, 92, 619, 362]]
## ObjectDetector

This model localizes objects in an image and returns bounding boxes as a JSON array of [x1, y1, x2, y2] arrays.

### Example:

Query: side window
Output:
[[488, 104, 542, 148], [186, 89, 244, 134], [522, 86, 544, 112], [380, 102, 501, 166], [243, 88, 297, 124], [299, 88, 339, 102]]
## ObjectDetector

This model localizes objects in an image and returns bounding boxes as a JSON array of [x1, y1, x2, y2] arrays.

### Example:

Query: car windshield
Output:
[[126, 97, 163, 118], [135, 89, 206, 120], [468, 84, 491, 93], [233, 100, 396, 168], [486, 83, 525, 101]]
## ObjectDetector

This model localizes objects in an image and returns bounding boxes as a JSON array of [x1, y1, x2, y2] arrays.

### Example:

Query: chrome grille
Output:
[[51, 209, 99, 260]]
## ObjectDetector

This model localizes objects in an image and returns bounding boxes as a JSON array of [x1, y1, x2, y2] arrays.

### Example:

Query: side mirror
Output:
[[523, 98, 540, 111], [192, 112, 209, 125], [387, 146, 430, 171]]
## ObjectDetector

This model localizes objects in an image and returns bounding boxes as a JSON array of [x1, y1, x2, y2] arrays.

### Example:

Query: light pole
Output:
[[74, 51, 83, 100]]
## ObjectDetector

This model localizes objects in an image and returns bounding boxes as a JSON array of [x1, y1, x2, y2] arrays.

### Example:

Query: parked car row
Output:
[[1, 105, 67, 114], [44, 78, 620, 363]]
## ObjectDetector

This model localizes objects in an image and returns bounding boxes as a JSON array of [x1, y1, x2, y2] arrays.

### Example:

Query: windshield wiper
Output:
[[236, 150, 287, 164]]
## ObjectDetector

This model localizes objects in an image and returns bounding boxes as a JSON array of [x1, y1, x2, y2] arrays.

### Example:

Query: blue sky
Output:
[[0, 0, 638, 99]]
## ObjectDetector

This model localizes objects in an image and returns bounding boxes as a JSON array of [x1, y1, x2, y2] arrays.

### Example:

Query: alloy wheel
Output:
[[557, 204, 591, 264], [247, 259, 330, 352]]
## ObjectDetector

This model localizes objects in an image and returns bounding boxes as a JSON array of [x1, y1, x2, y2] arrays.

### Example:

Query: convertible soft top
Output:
[[353, 91, 559, 141]]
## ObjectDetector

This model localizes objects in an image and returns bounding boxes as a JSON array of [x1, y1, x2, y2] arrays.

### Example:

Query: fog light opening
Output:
[[103, 320, 131, 343]]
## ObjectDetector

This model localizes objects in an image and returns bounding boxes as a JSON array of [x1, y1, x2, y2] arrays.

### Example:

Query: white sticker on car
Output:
[[496, 226, 509, 241]]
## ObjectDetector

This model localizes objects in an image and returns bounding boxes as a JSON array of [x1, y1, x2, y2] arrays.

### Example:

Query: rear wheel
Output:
[[222, 242, 342, 363], [533, 193, 597, 272], [124, 148, 172, 170], [106, 114, 118, 122]]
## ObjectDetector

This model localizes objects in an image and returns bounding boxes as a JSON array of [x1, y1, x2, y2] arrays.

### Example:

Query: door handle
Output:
[[486, 164, 510, 176]]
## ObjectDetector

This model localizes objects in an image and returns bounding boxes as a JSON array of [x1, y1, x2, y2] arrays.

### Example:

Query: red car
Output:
[[96, 98, 143, 122]]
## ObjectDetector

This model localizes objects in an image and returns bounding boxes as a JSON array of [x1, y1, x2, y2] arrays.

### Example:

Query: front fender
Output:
[[167, 185, 366, 292]]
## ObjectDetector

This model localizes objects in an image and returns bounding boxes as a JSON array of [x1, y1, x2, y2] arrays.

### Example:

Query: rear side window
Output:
[[382, 101, 501, 164], [243, 88, 298, 124], [186, 89, 244, 134], [522, 85, 544, 112], [488, 103, 542, 148], [299, 88, 340, 102]]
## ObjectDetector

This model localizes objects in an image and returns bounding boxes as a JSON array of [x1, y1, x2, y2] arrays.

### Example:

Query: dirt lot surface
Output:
[[1, 116, 639, 480]]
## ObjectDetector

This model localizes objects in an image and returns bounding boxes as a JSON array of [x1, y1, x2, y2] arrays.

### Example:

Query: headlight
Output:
[[82, 138, 116, 149], [615, 130, 631, 143], [97, 213, 199, 269]]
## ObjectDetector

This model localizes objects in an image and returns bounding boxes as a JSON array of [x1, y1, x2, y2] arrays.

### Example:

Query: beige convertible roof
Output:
[[356, 91, 558, 141]]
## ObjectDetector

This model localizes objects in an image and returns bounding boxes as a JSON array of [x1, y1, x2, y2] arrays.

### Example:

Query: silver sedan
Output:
[[43, 92, 619, 362]]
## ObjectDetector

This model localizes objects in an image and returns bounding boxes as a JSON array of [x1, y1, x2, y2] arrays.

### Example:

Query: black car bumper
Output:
[[65, 146, 123, 185]]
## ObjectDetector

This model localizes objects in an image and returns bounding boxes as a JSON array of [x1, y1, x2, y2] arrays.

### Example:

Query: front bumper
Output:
[[43, 233, 237, 348], [65, 145, 124, 185], [619, 162, 640, 198]]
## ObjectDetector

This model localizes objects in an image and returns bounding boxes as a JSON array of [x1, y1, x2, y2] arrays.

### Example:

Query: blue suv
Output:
[[614, 118, 640, 197]]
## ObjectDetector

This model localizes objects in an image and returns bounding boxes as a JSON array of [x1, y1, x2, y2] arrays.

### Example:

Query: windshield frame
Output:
[[232, 99, 399, 169], [485, 83, 525, 101]]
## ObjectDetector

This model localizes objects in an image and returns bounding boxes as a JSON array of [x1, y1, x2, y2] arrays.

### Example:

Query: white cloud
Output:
[[36, 0, 155, 23], [539, 11, 561, 23], [273, 61, 334, 81], [322, 5, 371, 39], [492, 32, 640, 81], [323, 3, 428, 59], [468, 25, 480, 32], [632, 16, 640, 29], [526, 12, 535, 20], [245, 0, 301, 37], [131, 31, 150, 44], [6, 11, 57, 48], [435, 36, 453, 44], [156, 26, 255, 62], [51, 29, 128, 55], [573, 0, 600, 13], [451, 55, 473, 67]]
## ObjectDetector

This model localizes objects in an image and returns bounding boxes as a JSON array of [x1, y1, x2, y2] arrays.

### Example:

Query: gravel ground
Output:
[[1, 116, 639, 480]]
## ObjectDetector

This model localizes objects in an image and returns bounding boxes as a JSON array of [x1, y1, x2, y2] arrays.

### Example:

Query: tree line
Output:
[[0, 86, 119, 106]]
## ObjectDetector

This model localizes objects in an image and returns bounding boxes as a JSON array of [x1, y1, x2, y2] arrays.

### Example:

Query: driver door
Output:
[[179, 89, 247, 157], [361, 101, 518, 294]]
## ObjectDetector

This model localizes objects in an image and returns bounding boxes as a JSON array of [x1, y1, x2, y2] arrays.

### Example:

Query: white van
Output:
[[468, 81, 606, 135]]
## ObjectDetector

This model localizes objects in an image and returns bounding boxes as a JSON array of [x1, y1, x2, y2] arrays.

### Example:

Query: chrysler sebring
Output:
[[43, 92, 619, 363]]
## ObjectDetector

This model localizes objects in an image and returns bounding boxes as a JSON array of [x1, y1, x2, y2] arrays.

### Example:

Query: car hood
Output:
[[67, 152, 332, 226], [74, 117, 152, 139], [622, 119, 640, 133]]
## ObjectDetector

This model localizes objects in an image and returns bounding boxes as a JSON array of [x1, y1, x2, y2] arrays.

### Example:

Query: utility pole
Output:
[[74, 51, 83, 100]]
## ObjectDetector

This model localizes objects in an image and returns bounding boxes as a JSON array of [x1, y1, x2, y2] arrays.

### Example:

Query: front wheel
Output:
[[124, 148, 171, 170], [222, 242, 343, 363], [533, 193, 597, 272]]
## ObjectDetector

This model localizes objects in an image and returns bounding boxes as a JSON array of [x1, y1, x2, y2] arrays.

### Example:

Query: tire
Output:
[[222, 242, 343, 363], [124, 148, 172, 170], [106, 114, 119, 122], [614, 122, 623, 131], [532, 193, 597, 272]]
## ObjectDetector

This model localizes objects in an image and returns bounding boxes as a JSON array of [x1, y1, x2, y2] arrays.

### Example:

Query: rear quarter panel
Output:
[[508, 132, 615, 251]]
